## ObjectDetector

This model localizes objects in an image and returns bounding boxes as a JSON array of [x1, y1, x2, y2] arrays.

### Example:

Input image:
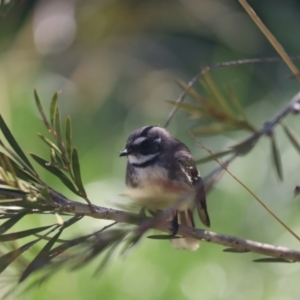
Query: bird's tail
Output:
[[170, 210, 199, 251]]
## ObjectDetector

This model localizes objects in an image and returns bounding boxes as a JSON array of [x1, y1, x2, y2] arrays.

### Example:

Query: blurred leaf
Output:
[[271, 136, 283, 181], [0, 210, 28, 235], [0, 225, 54, 242], [223, 248, 250, 253], [231, 136, 259, 156], [0, 239, 39, 274], [34, 234, 70, 243], [30, 153, 78, 195], [147, 234, 182, 240], [18, 215, 82, 282], [19, 230, 63, 282], [73, 230, 126, 270], [253, 258, 291, 263], [201, 72, 233, 116], [94, 242, 119, 275], [50, 92, 59, 128], [0, 115, 35, 172], [195, 149, 234, 164], [281, 123, 300, 154], [47, 235, 91, 261], [226, 83, 249, 122], [71, 148, 86, 197], [37, 133, 62, 155], [192, 123, 235, 135], [66, 116, 72, 160], [167, 101, 206, 119], [177, 79, 209, 108], [34, 89, 51, 131]]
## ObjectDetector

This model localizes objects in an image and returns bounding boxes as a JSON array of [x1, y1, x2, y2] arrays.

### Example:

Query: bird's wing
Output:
[[176, 155, 210, 227]]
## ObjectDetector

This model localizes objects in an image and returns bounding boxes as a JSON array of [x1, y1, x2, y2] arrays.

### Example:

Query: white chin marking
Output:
[[128, 153, 158, 165]]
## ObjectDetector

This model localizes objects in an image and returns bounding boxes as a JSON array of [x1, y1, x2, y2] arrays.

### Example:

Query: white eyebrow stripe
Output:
[[133, 137, 147, 146], [154, 138, 161, 143], [128, 153, 158, 165]]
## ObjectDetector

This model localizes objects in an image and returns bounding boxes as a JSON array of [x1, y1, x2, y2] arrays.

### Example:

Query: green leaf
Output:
[[30, 153, 78, 195], [50, 92, 59, 127], [147, 234, 182, 240], [281, 123, 300, 154], [223, 248, 249, 253], [0, 239, 39, 274], [34, 89, 51, 130], [0, 225, 54, 242], [271, 136, 283, 181], [0, 115, 35, 172], [0, 210, 28, 235], [19, 230, 63, 282], [54, 104, 62, 138], [49, 148, 65, 169], [71, 148, 86, 197], [37, 133, 62, 155], [66, 116, 72, 160], [195, 149, 234, 164], [253, 258, 291, 263]]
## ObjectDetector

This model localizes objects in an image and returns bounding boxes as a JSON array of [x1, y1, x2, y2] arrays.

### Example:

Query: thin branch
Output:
[[10, 189, 295, 262]]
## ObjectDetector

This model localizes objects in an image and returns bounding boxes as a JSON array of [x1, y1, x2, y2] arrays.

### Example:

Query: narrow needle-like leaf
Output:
[[253, 258, 291, 263], [195, 149, 234, 164], [54, 104, 62, 138], [0, 210, 28, 235], [66, 116, 72, 160], [271, 136, 283, 181], [201, 72, 233, 116], [50, 92, 59, 127], [0, 115, 35, 172], [281, 123, 300, 154], [0, 225, 54, 242], [19, 230, 63, 282], [0, 239, 39, 274], [34, 89, 51, 131], [30, 153, 78, 195], [37, 133, 62, 155], [71, 148, 87, 197]]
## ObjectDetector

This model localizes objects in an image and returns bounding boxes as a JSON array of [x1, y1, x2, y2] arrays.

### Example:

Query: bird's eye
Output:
[[140, 139, 151, 149]]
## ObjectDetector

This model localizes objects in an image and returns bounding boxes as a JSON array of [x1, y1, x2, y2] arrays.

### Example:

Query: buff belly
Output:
[[122, 183, 194, 211]]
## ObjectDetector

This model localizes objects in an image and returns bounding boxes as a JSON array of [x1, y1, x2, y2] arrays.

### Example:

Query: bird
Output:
[[119, 125, 210, 250]]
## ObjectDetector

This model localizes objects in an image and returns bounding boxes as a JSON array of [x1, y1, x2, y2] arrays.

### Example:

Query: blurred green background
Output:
[[1, 0, 300, 299]]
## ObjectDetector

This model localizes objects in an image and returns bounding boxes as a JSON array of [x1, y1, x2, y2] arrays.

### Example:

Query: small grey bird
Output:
[[120, 126, 210, 250]]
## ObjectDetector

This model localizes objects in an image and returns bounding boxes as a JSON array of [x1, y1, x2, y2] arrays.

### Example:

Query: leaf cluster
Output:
[[0, 91, 138, 291]]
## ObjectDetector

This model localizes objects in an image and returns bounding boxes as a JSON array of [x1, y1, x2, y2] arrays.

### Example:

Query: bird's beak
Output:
[[119, 148, 131, 157]]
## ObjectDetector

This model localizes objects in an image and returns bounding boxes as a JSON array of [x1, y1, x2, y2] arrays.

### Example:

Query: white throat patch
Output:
[[128, 153, 159, 165]]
